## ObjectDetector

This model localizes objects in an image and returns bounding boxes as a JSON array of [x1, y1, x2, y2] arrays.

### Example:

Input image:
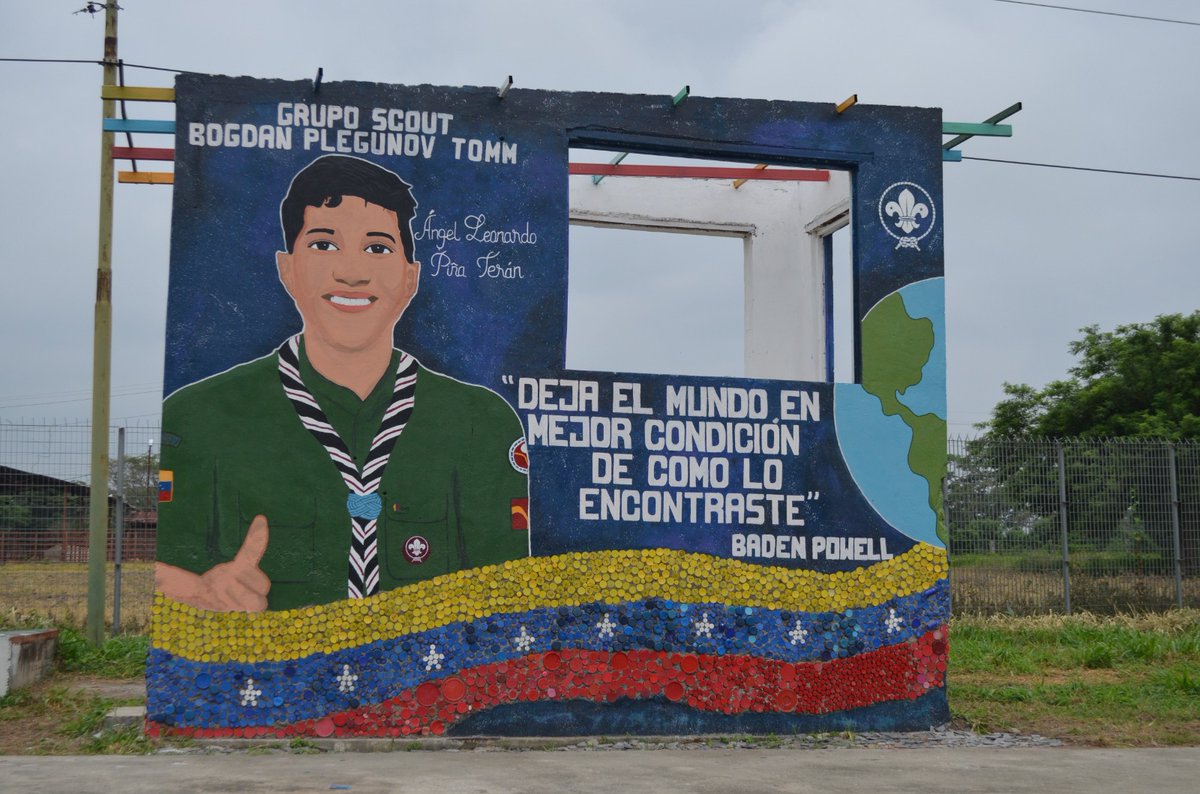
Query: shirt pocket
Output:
[[380, 493, 454, 583], [235, 491, 318, 585]]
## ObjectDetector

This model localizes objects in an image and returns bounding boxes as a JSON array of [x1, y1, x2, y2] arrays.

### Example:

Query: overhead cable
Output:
[[963, 156, 1200, 182], [990, 0, 1200, 27]]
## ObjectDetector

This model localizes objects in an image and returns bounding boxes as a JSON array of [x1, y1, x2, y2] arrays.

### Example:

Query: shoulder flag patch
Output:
[[508, 438, 529, 474], [511, 498, 529, 531], [158, 470, 174, 503]]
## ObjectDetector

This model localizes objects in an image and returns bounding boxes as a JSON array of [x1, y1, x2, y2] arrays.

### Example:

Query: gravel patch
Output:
[[166, 726, 1062, 755]]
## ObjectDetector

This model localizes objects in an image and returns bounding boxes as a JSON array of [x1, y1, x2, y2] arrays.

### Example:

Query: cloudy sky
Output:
[[1, 0, 1196, 437]]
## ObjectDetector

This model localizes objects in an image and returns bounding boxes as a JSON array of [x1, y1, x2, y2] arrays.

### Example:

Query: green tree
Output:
[[984, 311, 1200, 439], [945, 437, 1061, 555], [974, 312, 1200, 579], [0, 495, 34, 528]]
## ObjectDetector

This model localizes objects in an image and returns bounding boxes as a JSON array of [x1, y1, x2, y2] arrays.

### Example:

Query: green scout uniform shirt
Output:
[[158, 339, 529, 610]]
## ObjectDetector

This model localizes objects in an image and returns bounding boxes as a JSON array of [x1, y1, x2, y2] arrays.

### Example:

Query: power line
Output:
[[118, 60, 137, 173], [0, 383, 160, 402], [0, 57, 99, 65], [0, 388, 160, 411], [963, 156, 1200, 182], [122, 60, 204, 75], [0, 56, 201, 74], [990, 0, 1200, 26]]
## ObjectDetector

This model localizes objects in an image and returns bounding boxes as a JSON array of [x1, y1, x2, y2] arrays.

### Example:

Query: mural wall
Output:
[[149, 75, 948, 737]]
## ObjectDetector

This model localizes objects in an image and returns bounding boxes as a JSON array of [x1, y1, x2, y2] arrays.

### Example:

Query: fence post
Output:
[[1057, 440, 1071, 615], [1168, 443, 1184, 609], [942, 475, 953, 603], [113, 428, 125, 634]]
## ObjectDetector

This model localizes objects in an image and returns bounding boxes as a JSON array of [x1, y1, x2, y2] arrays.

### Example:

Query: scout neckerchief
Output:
[[277, 334, 418, 599]]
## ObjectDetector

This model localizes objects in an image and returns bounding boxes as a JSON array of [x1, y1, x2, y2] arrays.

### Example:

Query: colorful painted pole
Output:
[[87, 0, 119, 646]]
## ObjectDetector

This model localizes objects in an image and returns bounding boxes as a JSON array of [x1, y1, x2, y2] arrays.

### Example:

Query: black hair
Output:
[[279, 155, 418, 261]]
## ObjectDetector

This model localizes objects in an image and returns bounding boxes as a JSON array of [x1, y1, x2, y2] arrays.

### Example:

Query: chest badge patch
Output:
[[403, 535, 430, 564], [508, 438, 529, 474]]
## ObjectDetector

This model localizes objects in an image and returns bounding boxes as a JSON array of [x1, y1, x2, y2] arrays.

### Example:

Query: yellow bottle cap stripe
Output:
[[152, 545, 948, 664]]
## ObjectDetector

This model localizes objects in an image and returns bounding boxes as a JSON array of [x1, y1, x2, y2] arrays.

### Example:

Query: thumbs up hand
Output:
[[155, 515, 272, 612]]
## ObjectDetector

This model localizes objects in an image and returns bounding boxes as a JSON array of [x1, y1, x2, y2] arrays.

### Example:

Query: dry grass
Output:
[[0, 562, 154, 632], [953, 609, 1200, 634], [952, 566, 1200, 615]]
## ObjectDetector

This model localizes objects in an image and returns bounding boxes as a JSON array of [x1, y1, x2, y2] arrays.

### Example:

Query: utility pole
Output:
[[86, 0, 119, 646]]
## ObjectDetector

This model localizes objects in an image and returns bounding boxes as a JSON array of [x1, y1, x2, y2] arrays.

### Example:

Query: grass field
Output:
[[949, 611, 1200, 746]]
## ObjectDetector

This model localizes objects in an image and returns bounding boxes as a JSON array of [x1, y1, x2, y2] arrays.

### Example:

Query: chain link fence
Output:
[[947, 437, 1200, 614], [3, 424, 1199, 630], [1, 421, 158, 631]]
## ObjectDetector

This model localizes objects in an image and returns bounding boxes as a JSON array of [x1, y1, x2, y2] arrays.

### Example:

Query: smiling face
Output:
[[276, 197, 419, 355]]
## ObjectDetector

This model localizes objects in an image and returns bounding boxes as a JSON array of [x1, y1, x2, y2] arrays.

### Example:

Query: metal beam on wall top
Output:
[[572, 163, 829, 181], [592, 85, 691, 185], [941, 122, 1012, 137], [943, 102, 1023, 151]]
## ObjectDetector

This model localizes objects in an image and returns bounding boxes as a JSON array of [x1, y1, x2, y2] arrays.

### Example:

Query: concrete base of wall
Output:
[[0, 628, 58, 697], [104, 706, 147, 731]]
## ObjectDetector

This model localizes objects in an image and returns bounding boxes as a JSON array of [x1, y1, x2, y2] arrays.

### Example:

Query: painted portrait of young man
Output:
[[156, 155, 530, 612]]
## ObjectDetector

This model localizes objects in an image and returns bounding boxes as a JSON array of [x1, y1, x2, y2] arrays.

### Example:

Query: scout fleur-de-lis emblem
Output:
[[886, 189, 928, 235], [878, 181, 936, 250], [403, 534, 429, 564]]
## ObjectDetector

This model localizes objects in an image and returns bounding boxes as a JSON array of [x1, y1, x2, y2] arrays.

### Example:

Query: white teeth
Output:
[[329, 295, 371, 307]]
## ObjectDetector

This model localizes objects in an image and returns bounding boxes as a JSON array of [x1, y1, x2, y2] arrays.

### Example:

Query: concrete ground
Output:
[[2, 747, 1198, 793]]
